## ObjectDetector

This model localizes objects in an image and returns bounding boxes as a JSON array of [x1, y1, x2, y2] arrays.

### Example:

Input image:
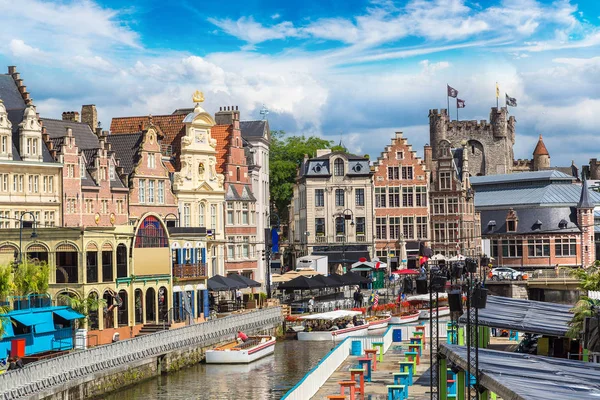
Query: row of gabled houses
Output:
[[0, 66, 270, 343]]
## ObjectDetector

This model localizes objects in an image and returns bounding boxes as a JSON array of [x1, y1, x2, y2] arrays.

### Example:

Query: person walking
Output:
[[235, 289, 243, 309], [353, 288, 361, 308], [308, 297, 315, 313]]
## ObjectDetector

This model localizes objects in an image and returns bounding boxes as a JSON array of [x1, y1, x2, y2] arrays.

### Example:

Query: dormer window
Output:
[[506, 208, 518, 232], [532, 219, 542, 230], [558, 219, 568, 229], [26, 138, 31, 154], [334, 158, 344, 176], [487, 220, 496, 232]]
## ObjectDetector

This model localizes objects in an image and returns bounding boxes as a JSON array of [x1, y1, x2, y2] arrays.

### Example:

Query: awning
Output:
[[440, 344, 600, 400], [173, 285, 182, 293], [12, 311, 55, 333], [11, 313, 37, 326], [53, 308, 84, 321], [312, 250, 370, 264], [228, 273, 261, 288], [351, 267, 373, 272], [458, 295, 573, 337]]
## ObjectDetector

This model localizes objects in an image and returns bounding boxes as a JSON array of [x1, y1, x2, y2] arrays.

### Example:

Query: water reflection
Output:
[[103, 341, 332, 400]]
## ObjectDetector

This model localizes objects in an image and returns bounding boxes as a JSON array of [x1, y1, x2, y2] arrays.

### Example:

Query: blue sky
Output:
[[1, 0, 600, 167]]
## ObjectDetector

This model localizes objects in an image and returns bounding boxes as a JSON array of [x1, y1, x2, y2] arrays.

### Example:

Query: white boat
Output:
[[205, 336, 276, 364], [297, 310, 369, 341], [390, 311, 421, 324], [419, 306, 451, 319], [367, 315, 391, 330]]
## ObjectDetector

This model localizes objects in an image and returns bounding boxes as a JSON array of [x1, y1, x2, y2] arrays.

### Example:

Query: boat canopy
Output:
[[406, 292, 448, 302], [299, 310, 363, 321]]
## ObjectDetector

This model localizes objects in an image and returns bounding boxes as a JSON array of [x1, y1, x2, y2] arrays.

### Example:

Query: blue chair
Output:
[[387, 385, 407, 400]]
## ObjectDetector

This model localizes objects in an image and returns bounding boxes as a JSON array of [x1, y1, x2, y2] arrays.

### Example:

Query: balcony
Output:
[[356, 235, 366, 242], [315, 236, 327, 243], [335, 235, 345, 243], [172, 263, 207, 279]]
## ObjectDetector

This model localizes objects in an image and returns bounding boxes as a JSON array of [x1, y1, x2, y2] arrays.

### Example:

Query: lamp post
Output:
[[17, 211, 38, 265], [333, 209, 354, 273]]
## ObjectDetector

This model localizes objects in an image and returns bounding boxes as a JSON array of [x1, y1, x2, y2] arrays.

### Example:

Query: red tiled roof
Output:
[[164, 160, 176, 173], [533, 134, 549, 156], [212, 124, 231, 175], [110, 114, 186, 146]]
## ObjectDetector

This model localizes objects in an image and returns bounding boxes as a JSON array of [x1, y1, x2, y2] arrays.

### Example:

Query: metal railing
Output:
[[0, 307, 282, 400], [172, 263, 207, 278]]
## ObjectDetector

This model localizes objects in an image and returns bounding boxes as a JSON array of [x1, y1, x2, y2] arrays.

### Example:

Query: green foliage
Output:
[[0, 264, 12, 302], [57, 294, 107, 329], [13, 260, 49, 296], [269, 130, 344, 222], [0, 304, 12, 339], [567, 263, 600, 339]]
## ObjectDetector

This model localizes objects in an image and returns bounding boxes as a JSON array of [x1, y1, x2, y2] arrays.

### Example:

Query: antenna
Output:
[[259, 104, 269, 120]]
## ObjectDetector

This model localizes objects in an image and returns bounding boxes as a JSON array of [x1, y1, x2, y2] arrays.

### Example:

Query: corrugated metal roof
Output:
[[471, 170, 573, 185], [475, 183, 600, 208]]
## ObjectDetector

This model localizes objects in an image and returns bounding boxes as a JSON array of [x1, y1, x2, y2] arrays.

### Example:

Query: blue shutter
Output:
[[201, 248, 206, 264], [190, 291, 195, 318], [177, 248, 183, 264], [203, 290, 210, 318]]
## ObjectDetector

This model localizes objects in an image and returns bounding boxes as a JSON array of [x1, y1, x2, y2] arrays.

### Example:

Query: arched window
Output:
[[334, 158, 344, 176], [135, 216, 168, 248]]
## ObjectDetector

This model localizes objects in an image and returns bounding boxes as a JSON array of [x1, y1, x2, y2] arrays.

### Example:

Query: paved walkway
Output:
[[311, 342, 432, 400]]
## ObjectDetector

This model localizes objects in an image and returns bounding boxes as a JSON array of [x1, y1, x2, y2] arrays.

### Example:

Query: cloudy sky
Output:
[[1, 0, 599, 167]]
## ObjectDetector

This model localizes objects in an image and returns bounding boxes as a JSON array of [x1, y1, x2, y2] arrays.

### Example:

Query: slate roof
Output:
[[480, 207, 580, 235], [312, 151, 368, 161], [240, 120, 269, 140], [578, 179, 594, 208], [0, 74, 26, 111], [41, 118, 100, 150], [225, 185, 239, 201], [471, 170, 574, 186], [475, 184, 600, 208], [105, 133, 142, 175]]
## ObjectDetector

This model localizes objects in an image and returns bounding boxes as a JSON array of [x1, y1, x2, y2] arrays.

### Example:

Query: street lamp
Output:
[[333, 208, 354, 273], [17, 211, 38, 265]]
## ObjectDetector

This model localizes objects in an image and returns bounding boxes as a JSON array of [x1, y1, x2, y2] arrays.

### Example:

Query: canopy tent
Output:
[[392, 269, 420, 275], [341, 271, 371, 285], [351, 260, 388, 270], [430, 254, 447, 261], [207, 275, 247, 291], [327, 273, 346, 285], [295, 269, 323, 277], [299, 310, 363, 320], [227, 273, 261, 288], [310, 274, 343, 288], [440, 344, 600, 400], [458, 295, 573, 337], [448, 254, 466, 261], [271, 275, 288, 283], [278, 276, 325, 290]]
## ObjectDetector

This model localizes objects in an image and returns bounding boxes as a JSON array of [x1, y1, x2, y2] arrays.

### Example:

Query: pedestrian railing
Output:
[[0, 307, 282, 400]]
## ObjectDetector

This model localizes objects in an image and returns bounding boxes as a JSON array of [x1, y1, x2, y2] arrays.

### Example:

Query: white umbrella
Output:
[[448, 254, 466, 262], [431, 253, 446, 261]]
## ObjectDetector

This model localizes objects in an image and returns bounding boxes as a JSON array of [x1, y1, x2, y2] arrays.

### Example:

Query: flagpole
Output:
[[496, 82, 499, 108], [447, 84, 450, 118], [457, 105, 459, 121]]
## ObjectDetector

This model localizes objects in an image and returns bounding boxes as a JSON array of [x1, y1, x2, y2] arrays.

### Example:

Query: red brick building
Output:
[[372, 131, 429, 269]]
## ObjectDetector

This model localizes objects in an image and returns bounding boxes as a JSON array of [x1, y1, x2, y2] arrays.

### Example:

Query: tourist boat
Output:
[[367, 315, 391, 330], [296, 310, 369, 341], [205, 335, 276, 364], [404, 293, 450, 320], [390, 311, 421, 324]]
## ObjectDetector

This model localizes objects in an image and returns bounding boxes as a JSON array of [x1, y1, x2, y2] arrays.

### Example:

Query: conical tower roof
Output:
[[578, 178, 594, 209], [533, 134, 549, 156]]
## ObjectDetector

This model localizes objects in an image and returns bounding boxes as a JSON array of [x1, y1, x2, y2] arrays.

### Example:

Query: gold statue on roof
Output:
[[192, 90, 205, 103]]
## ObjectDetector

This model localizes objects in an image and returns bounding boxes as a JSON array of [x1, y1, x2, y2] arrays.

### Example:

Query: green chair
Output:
[[372, 342, 384, 362]]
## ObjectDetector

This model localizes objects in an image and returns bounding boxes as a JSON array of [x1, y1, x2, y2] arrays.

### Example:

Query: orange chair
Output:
[[350, 368, 365, 397], [327, 396, 347, 400], [364, 349, 378, 371], [339, 380, 357, 400]]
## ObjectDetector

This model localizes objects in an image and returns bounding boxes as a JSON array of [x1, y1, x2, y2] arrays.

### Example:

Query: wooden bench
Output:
[[398, 361, 414, 385], [357, 358, 372, 382], [364, 349, 378, 371], [349, 368, 365, 395], [339, 380, 356, 400], [393, 372, 410, 386], [387, 384, 407, 400], [372, 341, 384, 362]]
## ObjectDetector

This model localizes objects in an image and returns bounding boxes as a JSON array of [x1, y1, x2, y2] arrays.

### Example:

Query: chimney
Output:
[[62, 111, 80, 122], [8, 66, 16, 75], [424, 144, 432, 172], [316, 149, 331, 157], [215, 105, 240, 125], [81, 104, 98, 131]]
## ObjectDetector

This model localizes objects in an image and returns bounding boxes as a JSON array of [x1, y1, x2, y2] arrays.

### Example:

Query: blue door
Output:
[[203, 290, 210, 318]]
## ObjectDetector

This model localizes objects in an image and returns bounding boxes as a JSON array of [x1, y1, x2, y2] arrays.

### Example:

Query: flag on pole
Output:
[[447, 85, 458, 98], [457, 98, 466, 108], [496, 82, 500, 98], [373, 292, 379, 307], [506, 94, 517, 107]]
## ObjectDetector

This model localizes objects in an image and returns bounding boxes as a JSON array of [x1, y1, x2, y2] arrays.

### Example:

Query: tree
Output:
[[13, 260, 49, 296], [567, 262, 600, 339], [57, 294, 106, 329], [269, 131, 343, 223], [0, 264, 12, 302]]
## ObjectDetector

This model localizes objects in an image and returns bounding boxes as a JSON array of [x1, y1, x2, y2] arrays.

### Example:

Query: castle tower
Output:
[[532, 134, 550, 171], [577, 179, 595, 267], [428, 109, 448, 160]]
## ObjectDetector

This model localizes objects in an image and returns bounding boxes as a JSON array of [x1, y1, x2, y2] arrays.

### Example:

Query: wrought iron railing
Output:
[[172, 263, 207, 279]]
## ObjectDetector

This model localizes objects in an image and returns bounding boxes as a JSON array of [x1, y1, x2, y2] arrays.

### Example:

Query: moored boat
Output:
[[205, 335, 276, 364], [390, 311, 420, 324], [296, 310, 369, 341], [419, 306, 450, 319], [367, 315, 391, 330], [405, 293, 450, 320]]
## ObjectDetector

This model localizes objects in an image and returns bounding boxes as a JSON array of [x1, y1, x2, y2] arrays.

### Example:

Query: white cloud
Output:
[[73, 55, 113, 72], [9, 39, 45, 59], [207, 17, 299, 44], [419, 60, 450, 74], [271, 13, 280, 20]]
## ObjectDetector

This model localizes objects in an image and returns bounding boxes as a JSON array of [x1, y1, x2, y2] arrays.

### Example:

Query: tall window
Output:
[[227, 203, 234, 225], [402, 187, 414, 207], [28, 176, 32, 192], [447, 197, 459, 214], [48, 176, 53, 193], [18, 175, 23, 192], [199, 203, 205, 226], [402, 166, 413, 180], [1, 136, 6, 153], [242, 203, 249, 224], [555, 238, 576, 256], [148, 153, 155, 169], [139, 180, 145, 203], [388, 187, 400, 207], [387, 166, 399, 180], [236, 167, 241, 181], [355, 188, 365, 206], [12, 175, 17, 192], [355, 217, 365, 235], [434, 223, 446, 242], [502, 239, 523, 257], [375, 187, 386, 207], [148, 180, 155, 203], [433, 198, 445, 214], [335, 189, 345, 207], [376, 217, 387, 239], [528, 239, 550, 257], [335, 217, 345, 235], [26, 138, 31, 154], [109, 164, 115, 180], [157, 180, 164, 204], [182, 204, 190, 227], [211, 205, 217, 229], [389, 217, 401, 239], [440, 172, 451, 190], [315, 189, 324, 207], [334, 159, 344, 176], [415, 186, 427, 207], [403, 217, 414, 239], [315, 218, 325, 236], [33, 176, 38, 193], [416, 216, 428, 239], [80, 157, 85, 178]]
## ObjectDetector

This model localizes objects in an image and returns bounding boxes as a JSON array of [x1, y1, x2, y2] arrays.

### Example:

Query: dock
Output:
[[311, 341, 432, 399]]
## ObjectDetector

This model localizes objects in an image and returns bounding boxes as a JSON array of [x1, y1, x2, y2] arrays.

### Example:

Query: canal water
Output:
[[103, 340, 334, 400]]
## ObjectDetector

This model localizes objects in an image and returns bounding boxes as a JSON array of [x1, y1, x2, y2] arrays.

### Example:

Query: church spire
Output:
[[578, 177, 594, 209], [533, 134, 549, 156]]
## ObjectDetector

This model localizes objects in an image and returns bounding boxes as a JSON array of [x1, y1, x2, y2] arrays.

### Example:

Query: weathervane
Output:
[[259, 104, 269, 120], [192, 90, 205, 103]]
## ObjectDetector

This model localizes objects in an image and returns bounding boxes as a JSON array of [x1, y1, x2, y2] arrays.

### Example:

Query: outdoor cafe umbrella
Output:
[[228, 273, 261, 288], [392, 269, 420, 276], [278, 276, 325, 291], [207, 276, 229, 292], [310, 274, 343, 288], [341, 271, 370, 285], [208, 274, 247, 290], [328, 273, 346, 285]]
